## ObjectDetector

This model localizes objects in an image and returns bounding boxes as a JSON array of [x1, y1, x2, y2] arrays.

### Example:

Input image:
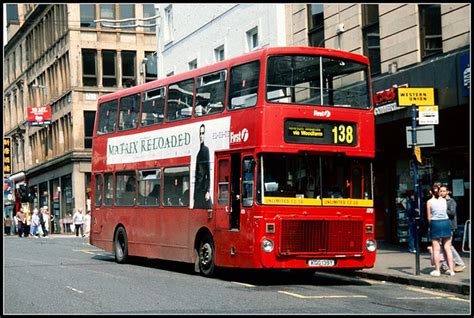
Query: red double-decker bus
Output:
[[91, 46, 376, 276]]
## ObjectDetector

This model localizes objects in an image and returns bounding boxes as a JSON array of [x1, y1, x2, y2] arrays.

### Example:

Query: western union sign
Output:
[[397, 87, 435, 106]]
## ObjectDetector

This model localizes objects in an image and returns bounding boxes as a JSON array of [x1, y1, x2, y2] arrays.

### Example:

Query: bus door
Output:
[[215, 155, 231, 230], [214, 153, 241, 230]]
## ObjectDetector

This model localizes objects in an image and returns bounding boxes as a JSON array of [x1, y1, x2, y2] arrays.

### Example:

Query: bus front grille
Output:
[[279, 220, 363, 255]]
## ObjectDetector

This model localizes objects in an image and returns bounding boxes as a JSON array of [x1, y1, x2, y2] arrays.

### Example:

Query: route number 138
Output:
[[332, 124, 354, 144]]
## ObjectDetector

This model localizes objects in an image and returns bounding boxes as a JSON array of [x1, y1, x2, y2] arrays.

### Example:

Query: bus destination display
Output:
[[285, 120, 357, 146]]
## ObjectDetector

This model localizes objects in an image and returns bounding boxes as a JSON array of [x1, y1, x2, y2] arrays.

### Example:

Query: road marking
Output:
[[403, 287, 470, 303], [396, 296, 443, 300], [66, 286, 84, 294], [231, 281, 256, 288], [278, 291, 367, 299], [359, 278, 386, 284]]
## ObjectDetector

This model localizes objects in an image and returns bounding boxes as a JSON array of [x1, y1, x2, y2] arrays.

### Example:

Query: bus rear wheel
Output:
[[198, 234, 215, 277], [114, 226, 128, 264]]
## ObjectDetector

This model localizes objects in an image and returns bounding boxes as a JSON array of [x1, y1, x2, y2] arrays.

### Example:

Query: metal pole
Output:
[[412, 104, 420, 275]]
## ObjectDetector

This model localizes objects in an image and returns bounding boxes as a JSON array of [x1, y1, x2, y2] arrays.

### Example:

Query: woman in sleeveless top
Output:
[[427, 184, 455, 276]]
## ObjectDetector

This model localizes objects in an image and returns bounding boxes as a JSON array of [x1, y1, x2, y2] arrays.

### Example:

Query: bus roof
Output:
[[97, 46, 369, 104]]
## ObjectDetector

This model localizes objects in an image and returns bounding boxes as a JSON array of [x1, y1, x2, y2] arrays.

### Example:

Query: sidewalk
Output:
[[352, 241, 470, 295]]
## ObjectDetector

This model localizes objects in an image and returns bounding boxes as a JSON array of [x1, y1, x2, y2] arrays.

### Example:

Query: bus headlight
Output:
[[262, 239, 274, 253], [366, 239, 377, 252]]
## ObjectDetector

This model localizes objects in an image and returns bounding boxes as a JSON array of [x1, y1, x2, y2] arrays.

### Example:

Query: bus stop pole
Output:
[[411, 104, 421, 275]]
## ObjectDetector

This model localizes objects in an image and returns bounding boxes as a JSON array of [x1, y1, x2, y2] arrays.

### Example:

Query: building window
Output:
[[84, 111, 95, 148], [143, 4, 156, 32], [362, 4, 381, 75], [18, 45, 22, 72], [419, 4, 442, 59], [82, 49, 97, 86], [121, 51, 136, 87], [80, 4, 96, 28], [144, 51, 157, 82], [308, 4, 325, 47], [214, 45, 225, 62], [188, 59, 198, 70], [119, 4, 135, 29], [164, 5, 173, 43], [6, 4, 19, 25], [100, 4, 115, 29], [246, 27, 259, 51], [102, 50, 117, 87]]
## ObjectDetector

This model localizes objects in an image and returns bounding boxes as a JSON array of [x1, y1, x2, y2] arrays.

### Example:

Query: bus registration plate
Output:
[[308, 259, 335, 267]]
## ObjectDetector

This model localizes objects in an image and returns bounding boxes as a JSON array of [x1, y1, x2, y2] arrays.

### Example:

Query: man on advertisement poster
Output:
[[193, 124, 213, 209]]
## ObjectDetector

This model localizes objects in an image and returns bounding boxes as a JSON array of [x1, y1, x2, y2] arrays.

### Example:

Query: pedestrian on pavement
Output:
[[427, 183, 455, 277], [25, 209, 32, 238], [4, 215, 12, 235], [404, 190, 417, 253], [73, 208, 85, 237], [16, 208, 26, 237], [439, 185, 465, 272], [31, 208, 41, 238], [41, 207, 50, 238], [83, 210, 91, 237], [13, 213, 18, 235]]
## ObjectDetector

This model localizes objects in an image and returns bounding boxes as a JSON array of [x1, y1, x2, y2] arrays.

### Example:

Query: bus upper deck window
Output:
[[229, 61, 260, 110]]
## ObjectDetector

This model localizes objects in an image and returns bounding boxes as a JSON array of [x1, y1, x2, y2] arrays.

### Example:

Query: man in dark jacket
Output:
[[193, 124, 212, 209]]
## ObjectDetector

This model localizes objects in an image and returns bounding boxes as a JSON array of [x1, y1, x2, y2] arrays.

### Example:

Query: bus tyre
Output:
[[198, 235, 215, 277], [114, 226, 128, 264]]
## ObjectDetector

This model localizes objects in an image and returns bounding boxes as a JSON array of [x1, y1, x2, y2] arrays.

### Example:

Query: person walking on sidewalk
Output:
[[4, 215, 12, 235], [16, 208, 26, 237], [439, 185, 465, 272], [427, 184, 455, 277], [73, 208, 84, 237], [404, 190, 417, 253]]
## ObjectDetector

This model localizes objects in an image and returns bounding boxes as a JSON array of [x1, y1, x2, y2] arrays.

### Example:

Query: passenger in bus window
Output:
[[194, 124, 212, 209], [148, 184, 160, 205]]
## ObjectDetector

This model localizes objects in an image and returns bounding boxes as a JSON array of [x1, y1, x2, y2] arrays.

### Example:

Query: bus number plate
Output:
[[308, 259, 335, 267]]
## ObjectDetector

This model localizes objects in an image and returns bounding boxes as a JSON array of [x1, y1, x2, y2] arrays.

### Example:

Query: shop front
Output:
[[372, 48, 470, 246]]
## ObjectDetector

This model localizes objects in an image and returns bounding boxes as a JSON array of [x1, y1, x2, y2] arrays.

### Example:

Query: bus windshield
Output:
[[257, 153, 373, 204], [266, 55, 370, 109]]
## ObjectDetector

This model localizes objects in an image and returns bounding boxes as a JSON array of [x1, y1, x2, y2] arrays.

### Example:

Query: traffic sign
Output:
[[418, 106, 439, 125], [397, 87, 435, 106], [406, 125, 435, 148]]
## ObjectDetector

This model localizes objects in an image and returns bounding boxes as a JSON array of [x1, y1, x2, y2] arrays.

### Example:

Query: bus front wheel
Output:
[[114, 226, 128, 264], [198, 234, 215, 277]]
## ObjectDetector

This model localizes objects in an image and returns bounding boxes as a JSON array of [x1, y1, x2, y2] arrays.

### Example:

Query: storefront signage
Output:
[[373, 84, 408, 116], [460, 52, 470, 97], [4, 137, 12, 175], [418, 106, 439, 125], [285, 120, 357, 146], [373, 84, 408, 106], [397, 88, 435, 106], [28, 105, 52, 126]]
